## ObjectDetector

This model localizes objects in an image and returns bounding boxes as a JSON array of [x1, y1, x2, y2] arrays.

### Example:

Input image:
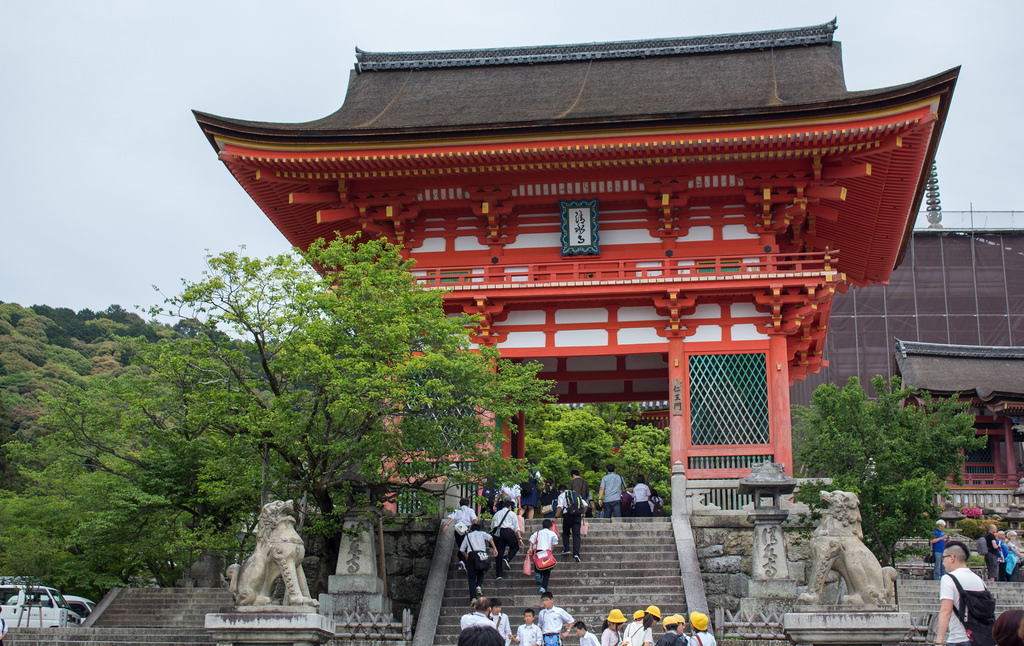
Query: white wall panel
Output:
[[555, 308, 608, 324], [498, 331, 547, 348], [554, 329, 608, 346]]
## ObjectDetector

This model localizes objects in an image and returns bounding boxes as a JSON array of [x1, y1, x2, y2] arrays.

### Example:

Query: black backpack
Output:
[[522, 479, 535, 498], [947, 574, 996, 646], [564, 490, 585, 515]]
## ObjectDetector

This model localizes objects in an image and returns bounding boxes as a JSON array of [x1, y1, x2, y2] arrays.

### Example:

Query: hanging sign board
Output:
[[671, 378, 684, 416], [559, 199, 600, 255]]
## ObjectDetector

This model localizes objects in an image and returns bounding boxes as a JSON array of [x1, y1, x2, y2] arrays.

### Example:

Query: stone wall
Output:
[[381, 517, 439, 619], [691, 512, 812, 613]]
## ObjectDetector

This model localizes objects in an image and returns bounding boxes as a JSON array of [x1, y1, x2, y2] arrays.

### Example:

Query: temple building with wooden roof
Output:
[[195, 19, 957, 478]]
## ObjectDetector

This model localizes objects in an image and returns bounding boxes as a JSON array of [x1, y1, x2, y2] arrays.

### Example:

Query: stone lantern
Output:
[[737, 462, 798, 614], [1003, 477, 1024, 530]]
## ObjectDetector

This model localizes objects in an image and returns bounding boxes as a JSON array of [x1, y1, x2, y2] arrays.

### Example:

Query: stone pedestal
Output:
[[319, 518, 392, 615], [783, 610, 911, 646], [206, 609, 335, 646], [737, 463, 798, 615], [737, 579, 798, 615]]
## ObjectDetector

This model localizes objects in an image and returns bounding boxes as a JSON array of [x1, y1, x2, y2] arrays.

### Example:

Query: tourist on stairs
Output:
[[491, 501, 522, 580], [529, 519, 559, 593]]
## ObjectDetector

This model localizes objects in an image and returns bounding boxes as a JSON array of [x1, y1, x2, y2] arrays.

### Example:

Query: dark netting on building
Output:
[[790, 231, 1024, 408]]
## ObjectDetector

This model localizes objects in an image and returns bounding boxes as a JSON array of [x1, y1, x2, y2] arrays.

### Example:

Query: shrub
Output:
[[956, 518, 1006, 539], [960, 506, 983, 519]]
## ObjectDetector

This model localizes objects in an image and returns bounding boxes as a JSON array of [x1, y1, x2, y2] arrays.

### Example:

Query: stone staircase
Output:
[[6, 587, 232, 646], [434, 517, 688, 646], [896, 578, 1024, 640]]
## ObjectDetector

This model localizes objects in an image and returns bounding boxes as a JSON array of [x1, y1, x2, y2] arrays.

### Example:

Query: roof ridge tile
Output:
[[354, 19, 837, 72]]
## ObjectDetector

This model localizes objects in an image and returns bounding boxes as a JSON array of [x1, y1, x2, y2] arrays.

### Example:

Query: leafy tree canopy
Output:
[[134, 236, 549, 584], [525, 403, 670, 504], [794, 375, 981, 566]]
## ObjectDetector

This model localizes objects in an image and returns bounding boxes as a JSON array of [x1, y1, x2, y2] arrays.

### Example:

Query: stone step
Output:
[[5, 627, 214, 645], [445, 575, 684, 590]]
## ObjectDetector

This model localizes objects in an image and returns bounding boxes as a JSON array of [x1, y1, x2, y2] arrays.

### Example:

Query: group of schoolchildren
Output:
[[459, 595, 716, 646], [443, 467, 665, 606], [443, 494, 563, 602]]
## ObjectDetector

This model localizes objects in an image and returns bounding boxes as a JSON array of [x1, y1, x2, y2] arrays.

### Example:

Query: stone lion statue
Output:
[[226, 499, 319, 608], [796, 490, 898, 608]]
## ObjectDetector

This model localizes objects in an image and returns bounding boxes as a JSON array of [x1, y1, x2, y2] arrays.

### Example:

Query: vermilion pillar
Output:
[[769, 333, 794, 476]]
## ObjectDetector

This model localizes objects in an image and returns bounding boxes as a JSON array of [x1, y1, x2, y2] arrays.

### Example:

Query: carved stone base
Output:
[[206, 611, 335, 646], [738, 579, 797, 615], [319, 574, 392, 615], [783, 611, 911, 646]]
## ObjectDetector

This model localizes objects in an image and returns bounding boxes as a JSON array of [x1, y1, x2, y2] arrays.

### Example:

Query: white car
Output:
[[0, 582, 76, 627], [62, 595, 95, 620]]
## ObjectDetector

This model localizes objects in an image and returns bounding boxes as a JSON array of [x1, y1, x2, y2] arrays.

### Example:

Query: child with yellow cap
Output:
[[621, 610, 648, 646], [601, 610, 627, 646], [654, 615, 686, 646], [687, 613, 715, 646]]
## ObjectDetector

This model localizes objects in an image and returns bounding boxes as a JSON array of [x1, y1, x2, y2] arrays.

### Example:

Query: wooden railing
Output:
[[412, 251, 837, 287]]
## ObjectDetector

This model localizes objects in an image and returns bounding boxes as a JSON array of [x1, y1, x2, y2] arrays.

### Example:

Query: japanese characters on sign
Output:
[[559, 198, 600, 255], [671, 378, 684, 416]]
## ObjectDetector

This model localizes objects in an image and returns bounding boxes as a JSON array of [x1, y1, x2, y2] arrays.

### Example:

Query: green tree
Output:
[[525, 404, 670, 505], [794, 375, 981, 566], [135, 236, 551, 587]]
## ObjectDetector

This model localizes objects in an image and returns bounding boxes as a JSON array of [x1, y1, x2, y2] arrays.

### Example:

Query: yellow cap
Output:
[[645, 606, 661, 620], [664, 614, 684, 626], [607, 609, 627, 624], [690, 612, 709, 632], [633, 610, 646, 620]]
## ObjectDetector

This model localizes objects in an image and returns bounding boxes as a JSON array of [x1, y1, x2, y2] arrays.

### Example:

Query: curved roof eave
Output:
[[194, 66, 959, 152]]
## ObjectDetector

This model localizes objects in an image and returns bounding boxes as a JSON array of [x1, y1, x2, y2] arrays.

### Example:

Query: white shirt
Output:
[[463, 612, 499, 630], [493, 612, 512, 646], [580, 631, 602, 646], [518, 623, 544, 646], [601, 628, 620, 646], [449, 505, 478, 526], [461, 530, 493, 553], [538, 606, 574, 634], [501, 484, 522, 503], [622, 622, 647, 646], [530, 528, 559, 553], [688, 633, 715, 646], [940, 567, 987, 644], [633, 482, 651, 503], [492, 507, 520, 532]]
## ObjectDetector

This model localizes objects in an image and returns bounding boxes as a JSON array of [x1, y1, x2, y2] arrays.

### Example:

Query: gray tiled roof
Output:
[[196, 20, 874, 137], [894, 339, 1024, 400], [354, 20, 836, 72]]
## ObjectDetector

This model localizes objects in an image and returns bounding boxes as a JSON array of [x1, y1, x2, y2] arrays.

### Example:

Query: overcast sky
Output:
[[2, 1, 1020, 314]]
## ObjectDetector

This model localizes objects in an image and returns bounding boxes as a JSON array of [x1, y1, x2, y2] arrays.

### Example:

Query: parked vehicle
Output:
[[62, 595, 95, 620], [0, 581, 76, 627]]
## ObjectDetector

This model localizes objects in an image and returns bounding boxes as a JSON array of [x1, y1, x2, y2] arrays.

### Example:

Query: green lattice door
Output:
[[688, 353, 770, 445]]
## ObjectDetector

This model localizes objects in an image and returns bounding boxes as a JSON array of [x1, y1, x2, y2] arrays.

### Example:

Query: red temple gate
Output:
[[196, 20, 956, 478]]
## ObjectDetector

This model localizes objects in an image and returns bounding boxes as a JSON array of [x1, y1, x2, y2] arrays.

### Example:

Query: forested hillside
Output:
[[0, 302, 171, 446]]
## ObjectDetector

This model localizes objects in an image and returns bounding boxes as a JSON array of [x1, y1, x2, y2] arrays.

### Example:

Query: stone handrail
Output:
[[410, 521, 455, 646]]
